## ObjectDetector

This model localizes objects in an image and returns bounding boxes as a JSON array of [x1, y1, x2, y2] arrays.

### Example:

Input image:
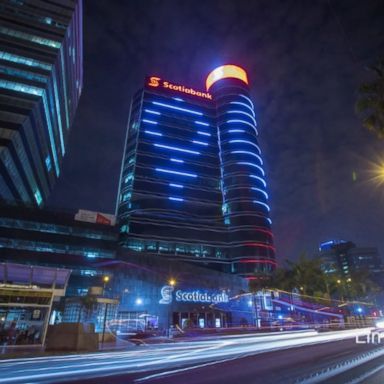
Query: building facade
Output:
[[116, 65, 275, 278], [318, 240, 383, 283], [0, 203, 251, 332], [0, 204, 118, 296], [0, 0, 83, 206]]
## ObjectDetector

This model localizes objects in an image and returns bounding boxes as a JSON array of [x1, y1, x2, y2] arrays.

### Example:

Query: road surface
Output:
[[0, 328, 382, 383]]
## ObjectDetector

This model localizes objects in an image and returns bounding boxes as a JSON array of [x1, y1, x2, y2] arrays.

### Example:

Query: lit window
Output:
[[0, 26, 61, 48]]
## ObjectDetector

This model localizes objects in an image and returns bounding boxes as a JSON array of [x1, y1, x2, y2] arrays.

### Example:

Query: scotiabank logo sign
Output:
[[148, 76, 161, 87], [159, 286, 229, 304], [147, 76, 212, 100]]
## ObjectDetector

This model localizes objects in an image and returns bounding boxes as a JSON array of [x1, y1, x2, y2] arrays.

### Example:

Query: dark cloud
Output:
[[47, 0, 384, 261]]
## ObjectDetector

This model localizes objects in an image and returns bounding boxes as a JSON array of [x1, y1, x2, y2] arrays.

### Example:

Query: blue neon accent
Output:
[[169, 183, 183, 188], [145, 130, 162, 136], [195, 121, 209, 126], [170, 158, 184, 163], [154, 143, 200, 155], [267, 218, 272, 225], [227, 110, 257, 125], [230, 101, 255, 116], [42, 92, 60, 176], [253, 200, 270, 211], [229, 140, 261, 154], [250, 174, 266, 188], [52, 70, 65, 153], [152, 101, 202, 115], [169, 197, 184, 201], [142, 119, 158, 124], [173, 97, 184, 101], [227, 119, 258, 133], [237, 162, 265, 176], [231, 151, 263, 165], [0, 51, 52, 71], [45, 156, 52, 171], [251, 187, 269, 199], [156, 168, 197, 177], [192, 140, 208, 146], [228, 129, 245, 133], [197, 131, 211, 136], [145, 109, 161, 115], [239, 94, 255, 109]]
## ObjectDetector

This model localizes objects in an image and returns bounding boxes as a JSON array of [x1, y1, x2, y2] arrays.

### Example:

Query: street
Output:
[[0, 329, 383, 383]]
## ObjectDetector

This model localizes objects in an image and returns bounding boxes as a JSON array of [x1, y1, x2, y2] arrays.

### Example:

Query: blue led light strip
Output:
[[227, 110, 257, 125], [229, 140, 261, 154], [152, 101, 202, 115], [170, 158, 184, 163], [227, 119, 258, 134], [173, 97, 184, 102], [228, 129, 245, 133], [169, 183, 183, 188], [231, 150, 263, 165], [253, 200, 270, 211], [195, 121, 209, 126], [239, 94, 255, 109], [230, 101, 255, 116], [169, 197, 184, 201], [237, 162, 265, 176], [156, 168, 197, 177], [197, 131, 211, 136], [142, 119, 158, 124], [267, 218, 272, 225], [192, 140, 208, 146], [251, 187, 269, 199], [145, 130, 162, 136], [154, 144, 200, 155], [250, 174, 266, 188], [145, 109, 161, 115]]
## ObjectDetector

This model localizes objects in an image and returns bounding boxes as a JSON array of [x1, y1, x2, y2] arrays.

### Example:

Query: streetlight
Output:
[[167, 278, 176, 337], [101, 275, 111, 345], [103, 275, 110, 295], [135, 298, 143, 305]]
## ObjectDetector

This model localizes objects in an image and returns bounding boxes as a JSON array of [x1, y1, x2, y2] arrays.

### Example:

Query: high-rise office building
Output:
[[117, 65, 275, 277], [0, 0, 83, 206]]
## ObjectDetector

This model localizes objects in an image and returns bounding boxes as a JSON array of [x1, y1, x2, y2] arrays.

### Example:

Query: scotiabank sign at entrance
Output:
[[146, 76, 212, 100], [176, 290, 229, 303], [159, 285, 229, 304]]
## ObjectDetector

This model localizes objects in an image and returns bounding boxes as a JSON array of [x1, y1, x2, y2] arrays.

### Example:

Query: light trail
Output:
[[0, 329, 373, 383]]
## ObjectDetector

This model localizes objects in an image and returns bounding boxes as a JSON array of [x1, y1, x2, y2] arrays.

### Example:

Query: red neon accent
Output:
[[206, 65, 249, 91], [239, 259, 277, 265], [243, 242, 276, 251]]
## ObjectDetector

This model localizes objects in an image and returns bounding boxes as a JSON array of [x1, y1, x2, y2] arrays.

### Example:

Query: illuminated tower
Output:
[[206, 65, 274, 277], [0, 0, 83, 206], [117, 65, 275, 278]]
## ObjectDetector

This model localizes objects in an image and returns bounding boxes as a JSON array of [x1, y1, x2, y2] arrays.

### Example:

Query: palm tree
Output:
[[270, 253, 328, 298], [355, 58, 384, 138]]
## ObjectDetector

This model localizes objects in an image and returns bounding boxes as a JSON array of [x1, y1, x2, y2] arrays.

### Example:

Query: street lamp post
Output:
[[168, 278, 176, 337], [101, 275, 110, 345]]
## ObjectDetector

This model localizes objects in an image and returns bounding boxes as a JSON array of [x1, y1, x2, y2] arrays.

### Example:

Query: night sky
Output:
[[47, 0, 384, 262]]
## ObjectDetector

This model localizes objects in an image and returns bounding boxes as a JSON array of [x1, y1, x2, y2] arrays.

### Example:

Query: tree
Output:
[[355, 58, 384, 138], [269, 253, 328, 298]]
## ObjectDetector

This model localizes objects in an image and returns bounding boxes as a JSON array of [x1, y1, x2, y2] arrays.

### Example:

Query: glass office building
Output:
[[117, 66, 275, 278], [0, 0, 83, 206]]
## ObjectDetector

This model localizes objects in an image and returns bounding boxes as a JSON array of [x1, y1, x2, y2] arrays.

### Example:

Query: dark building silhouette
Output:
[[318, 240, 383, 284]]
